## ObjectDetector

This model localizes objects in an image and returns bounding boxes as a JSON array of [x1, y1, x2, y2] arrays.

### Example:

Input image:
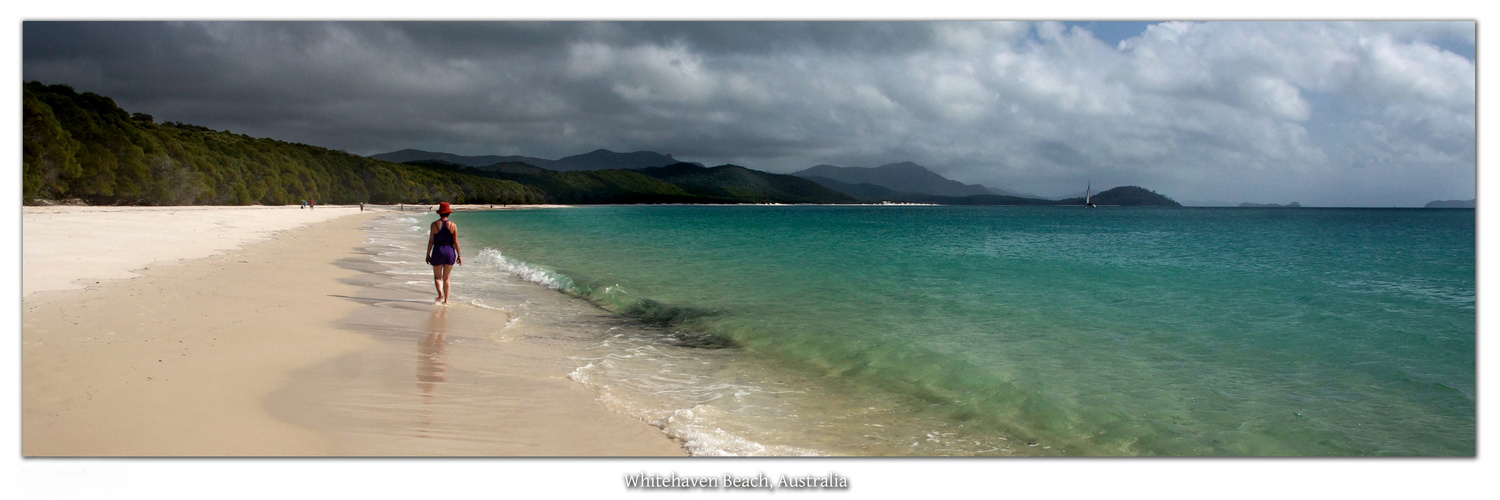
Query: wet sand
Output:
[[21, 206, 683, 456], [266, 216, 686, 455]]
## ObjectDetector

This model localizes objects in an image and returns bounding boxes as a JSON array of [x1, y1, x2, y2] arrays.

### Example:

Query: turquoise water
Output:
[[442, 206, 1474, 456]]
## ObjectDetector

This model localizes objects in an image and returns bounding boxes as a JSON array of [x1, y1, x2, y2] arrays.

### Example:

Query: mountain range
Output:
[[378, 150, 1048, 200], [372, 148, 689, 172], [791, 162, 1051, 199], [791, 162, 998, 197], [407, 160, 857, 205], [376, 148, 1181, 207]]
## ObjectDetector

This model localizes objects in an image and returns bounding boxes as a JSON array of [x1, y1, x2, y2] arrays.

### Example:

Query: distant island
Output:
[[1424, 199, 1475, 208], [1240, 202, 1302, 208], [785, 162, 1179, 207], [23, 81, 1182, 208]]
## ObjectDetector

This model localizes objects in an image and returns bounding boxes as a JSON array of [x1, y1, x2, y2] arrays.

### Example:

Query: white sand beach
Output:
[[20, 204, 682, 456], [22, 205, 361, 297]]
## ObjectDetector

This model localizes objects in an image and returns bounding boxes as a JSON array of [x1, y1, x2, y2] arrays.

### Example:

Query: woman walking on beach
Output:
[[425, 202, 462, 304]]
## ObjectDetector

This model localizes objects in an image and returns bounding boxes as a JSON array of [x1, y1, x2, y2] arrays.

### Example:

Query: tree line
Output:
[[22, 81, 541, 205], [411, 160, 858, 205]]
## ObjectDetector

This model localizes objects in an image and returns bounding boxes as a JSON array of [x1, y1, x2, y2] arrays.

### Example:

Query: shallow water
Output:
[[379, 206, 1474, 456], [261, 216, 685, 456]]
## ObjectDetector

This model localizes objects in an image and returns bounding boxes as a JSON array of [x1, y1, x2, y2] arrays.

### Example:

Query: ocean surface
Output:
[[368, 206, 1474, 456]]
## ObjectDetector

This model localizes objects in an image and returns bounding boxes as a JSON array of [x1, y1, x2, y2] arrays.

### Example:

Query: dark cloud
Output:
[[22, 21, 1475, 206]]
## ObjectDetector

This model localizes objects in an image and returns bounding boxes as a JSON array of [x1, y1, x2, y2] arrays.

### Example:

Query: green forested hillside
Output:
[[635, 163, 857, 204], [22, 81, 541, 205], [22, 81, 1179, 208], [410, 160, 857, 204], [411, 160, 713, 204]]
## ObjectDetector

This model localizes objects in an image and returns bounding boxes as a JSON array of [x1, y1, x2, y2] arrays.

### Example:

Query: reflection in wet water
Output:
[[416, 306, 448, 438], [418, 306, 449, 396]]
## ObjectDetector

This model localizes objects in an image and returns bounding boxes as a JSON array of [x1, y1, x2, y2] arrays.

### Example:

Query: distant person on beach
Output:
[[425, 202, 462, 304], [360, 202, 364, 212], [301, 200, 307, 209]]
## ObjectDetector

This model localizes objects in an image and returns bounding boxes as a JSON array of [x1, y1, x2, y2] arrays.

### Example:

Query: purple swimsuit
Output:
[[429, 219, 457, 266]]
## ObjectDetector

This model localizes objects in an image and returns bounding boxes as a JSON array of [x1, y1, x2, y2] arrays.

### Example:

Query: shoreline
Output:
[[21, 206, 682, 456], [267, 212, 685, 456]]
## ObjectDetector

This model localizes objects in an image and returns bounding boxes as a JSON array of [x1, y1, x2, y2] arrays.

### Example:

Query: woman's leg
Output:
[[439, 265, 454, 304], [431, 265, 445, 303]]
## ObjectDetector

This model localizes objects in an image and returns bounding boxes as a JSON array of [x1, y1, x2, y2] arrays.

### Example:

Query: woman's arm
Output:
[[451, 221, 462, 265], [425, 221, 436, 264]]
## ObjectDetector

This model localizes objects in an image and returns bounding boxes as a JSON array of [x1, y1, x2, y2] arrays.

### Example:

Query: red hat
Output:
[[437, 202, 453, 215]]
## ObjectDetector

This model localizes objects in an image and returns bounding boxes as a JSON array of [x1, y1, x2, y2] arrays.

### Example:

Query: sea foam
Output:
[[473, 248, 573, 291]]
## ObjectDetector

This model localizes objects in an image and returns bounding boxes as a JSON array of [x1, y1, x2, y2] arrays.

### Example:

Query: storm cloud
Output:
[[23, 21, 1475, 206]]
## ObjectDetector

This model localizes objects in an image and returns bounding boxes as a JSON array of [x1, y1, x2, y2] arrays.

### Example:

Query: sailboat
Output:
[[1084, 181, 1096, 208]]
